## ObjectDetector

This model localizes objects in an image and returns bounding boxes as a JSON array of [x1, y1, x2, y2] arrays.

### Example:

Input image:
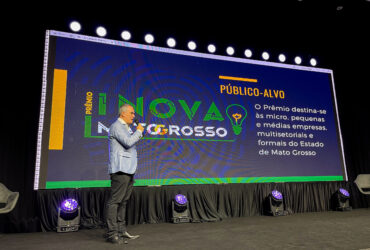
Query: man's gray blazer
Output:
[[108, 119, 142, 174]]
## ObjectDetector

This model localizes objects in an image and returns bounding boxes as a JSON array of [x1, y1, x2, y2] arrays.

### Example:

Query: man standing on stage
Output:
[[105, 104, 144, 244]]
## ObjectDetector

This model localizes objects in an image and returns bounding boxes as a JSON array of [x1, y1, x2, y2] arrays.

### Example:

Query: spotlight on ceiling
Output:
[[278, 54, 286, 63], [310, 58, 317, 67], [69, 21, 81, 32], [121, 30, 131, 41], [226, 46, 235, 56], [57, 198, 80, 232], [244, 49, 252, 58], [294, 56, 302, 65], [187, 41, 196, 51], [166, 37, 176, 48], [262, 52, 270, 60], [207, 44, 216, 53], [144, 34, 155, 44], [172, 194, 190, 223], [96, 26, 107, 37]]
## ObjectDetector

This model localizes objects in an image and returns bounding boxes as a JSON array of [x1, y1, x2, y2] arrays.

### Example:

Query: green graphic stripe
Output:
[[46, 180, 111, 189], [84, 116, 92, 137], [84, 134, 234, 142], [84, 116, 107, 138], [98, 93, 106, 115], [45, 176, 344, 189], [141, 137, 235, 142]]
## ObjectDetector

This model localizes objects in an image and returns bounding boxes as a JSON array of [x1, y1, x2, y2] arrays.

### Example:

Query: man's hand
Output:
[[137, 123, 144, 132]]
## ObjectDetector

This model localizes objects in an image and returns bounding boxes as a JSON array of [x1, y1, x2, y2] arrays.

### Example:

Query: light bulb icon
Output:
[[226, 104, 247, 135]]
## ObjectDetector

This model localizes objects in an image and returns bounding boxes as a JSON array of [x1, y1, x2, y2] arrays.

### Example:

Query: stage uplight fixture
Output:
[[262, 52, 270, 60], [69, 21, 81, 32], [167, 37, 176, 48], [339, 188, 350, 197], [265, 189, 285, 216], [278, 54, 286, 63], [310, 58, 317, 66], [144, 34, 154, 44], [334, 188, 352, 211], [172, 194, 190, 223], [121, 30, 131, 41], [61, 199, 78, 212], [207, 44, 216, 53], [57, 198, 80, 232], [271, 190, 283, 201], [244, 49, 252, 58], [294, 56, 302, 65], [187, 41, 196, 51], [175, 194, 188, 207], [96, 26, 107, 37], [226, 46, 235, 56]]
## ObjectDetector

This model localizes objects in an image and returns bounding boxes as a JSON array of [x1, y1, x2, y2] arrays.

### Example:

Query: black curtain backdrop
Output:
[[1, 3, 369, 233], [35, 181, 370, 232]]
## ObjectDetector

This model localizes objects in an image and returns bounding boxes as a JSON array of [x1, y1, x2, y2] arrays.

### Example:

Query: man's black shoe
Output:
[[106, 235, 122, 244]]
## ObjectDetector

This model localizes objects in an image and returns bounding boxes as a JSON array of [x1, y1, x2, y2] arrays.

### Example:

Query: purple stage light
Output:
[[271, 190, 283, 200], [336, 188, 352, 211], [172, 194, 190, 223], [339, 188, 350, 198], [175, 194, 188, 205], [61, 199, 78, 212]]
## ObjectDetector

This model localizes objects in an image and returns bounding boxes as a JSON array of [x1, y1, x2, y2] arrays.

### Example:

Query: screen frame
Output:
[[33, 30, 348, 190]]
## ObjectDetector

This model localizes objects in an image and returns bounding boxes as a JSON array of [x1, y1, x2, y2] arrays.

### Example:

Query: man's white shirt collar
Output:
[[118, 118, 134, 134], [118, 118, 127, 125]]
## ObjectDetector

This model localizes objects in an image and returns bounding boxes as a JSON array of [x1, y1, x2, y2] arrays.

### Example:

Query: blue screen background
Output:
[[43, 34, 346, 183]]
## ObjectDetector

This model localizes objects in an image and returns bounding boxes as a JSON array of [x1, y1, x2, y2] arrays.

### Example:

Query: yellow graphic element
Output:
[[219, 75, 258, 83], [49, 69, 68, 150], [155, 124, 168, 135], [232, 113, 242, 123]]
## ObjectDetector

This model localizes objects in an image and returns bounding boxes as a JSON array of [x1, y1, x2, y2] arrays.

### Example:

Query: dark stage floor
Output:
[[1, 208, 370, 250]]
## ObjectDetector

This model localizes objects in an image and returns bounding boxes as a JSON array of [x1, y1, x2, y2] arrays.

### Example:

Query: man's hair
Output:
[[119, 104, 132, 116]]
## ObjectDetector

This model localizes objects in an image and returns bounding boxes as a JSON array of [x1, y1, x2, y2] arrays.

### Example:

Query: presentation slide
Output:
[[34, 30, 347, 189]]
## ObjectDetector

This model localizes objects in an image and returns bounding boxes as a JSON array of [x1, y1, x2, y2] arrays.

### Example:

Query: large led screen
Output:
[[34, 30, 347, 189]]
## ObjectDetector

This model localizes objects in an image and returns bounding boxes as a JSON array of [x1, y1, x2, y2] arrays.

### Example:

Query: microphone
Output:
[[133, 118, 139, 126], [133, 118, 145, 134]]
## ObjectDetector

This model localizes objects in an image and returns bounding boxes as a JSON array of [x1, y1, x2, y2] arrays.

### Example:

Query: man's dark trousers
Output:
[[106, 172, 134, 238]]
